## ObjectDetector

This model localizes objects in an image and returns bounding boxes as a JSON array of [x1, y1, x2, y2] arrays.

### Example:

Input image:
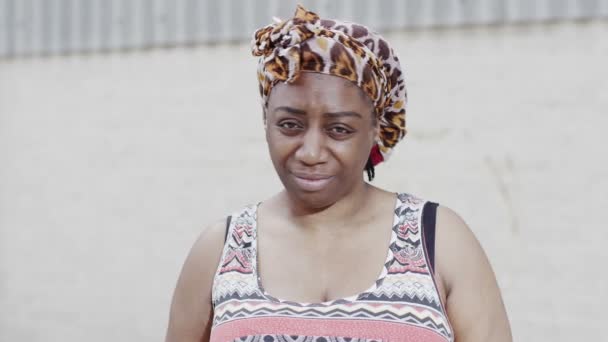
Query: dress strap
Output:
[[421, 201, 439, 273], [212, 205, 261, 310]]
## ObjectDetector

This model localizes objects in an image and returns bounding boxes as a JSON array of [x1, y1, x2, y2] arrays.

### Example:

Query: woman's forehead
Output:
[[268, 73, 373, 110]]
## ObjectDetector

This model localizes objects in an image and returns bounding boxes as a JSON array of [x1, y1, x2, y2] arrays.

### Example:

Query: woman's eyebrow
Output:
[[274, 106, 306, 115], [324, 111, 363, 119], [273, 107, 362, 119]]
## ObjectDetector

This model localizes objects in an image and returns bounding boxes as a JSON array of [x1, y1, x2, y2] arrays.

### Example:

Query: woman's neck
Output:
[[279, 180, 377, 231]]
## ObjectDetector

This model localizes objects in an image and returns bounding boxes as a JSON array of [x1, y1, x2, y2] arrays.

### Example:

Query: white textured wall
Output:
[[1, 20, 607, 341]]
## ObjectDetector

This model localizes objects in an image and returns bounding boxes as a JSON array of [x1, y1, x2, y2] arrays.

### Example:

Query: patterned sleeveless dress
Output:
[[210, 193, 453, 341]]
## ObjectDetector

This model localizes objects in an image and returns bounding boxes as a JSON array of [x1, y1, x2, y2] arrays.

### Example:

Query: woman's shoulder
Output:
[[165, 217, 229, 341], [433, 203, 494, 293], [433, 204, 512, 340], [393, 193, 480, 287], [434, 204, 478, 258], [184, 218, 228, 273], [206, 203, 259, 244], [433, 204, 479, 266]]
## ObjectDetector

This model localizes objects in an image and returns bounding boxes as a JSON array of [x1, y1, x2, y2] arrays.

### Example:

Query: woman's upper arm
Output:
[[165, 219, 226, 342], [435, 206, 513, 342]]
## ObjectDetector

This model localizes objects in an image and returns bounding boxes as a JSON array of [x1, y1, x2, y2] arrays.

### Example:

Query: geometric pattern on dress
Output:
[[212, 272, 265, 305], [360, 272, 441, 310], [211, 193, 453, 341], [212, 205, 263, 309]]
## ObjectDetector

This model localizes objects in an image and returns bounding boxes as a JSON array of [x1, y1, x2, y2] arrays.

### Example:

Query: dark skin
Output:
[[263, 72, 378, 211], [165, 72, 512, 341], [258, 72, 396, 303]]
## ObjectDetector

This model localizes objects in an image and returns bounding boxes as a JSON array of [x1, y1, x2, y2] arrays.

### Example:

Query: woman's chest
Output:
[[256, 224, 392, 303]]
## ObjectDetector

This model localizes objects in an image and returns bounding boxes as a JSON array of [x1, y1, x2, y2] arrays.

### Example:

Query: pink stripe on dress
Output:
[[211, 316, 448, 342]]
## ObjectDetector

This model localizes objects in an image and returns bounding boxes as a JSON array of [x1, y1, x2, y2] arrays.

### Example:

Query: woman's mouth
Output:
[[291, 173, 334, 192]]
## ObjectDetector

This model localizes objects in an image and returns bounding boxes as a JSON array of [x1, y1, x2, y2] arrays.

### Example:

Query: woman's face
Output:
[[265, 72, 378, 208]]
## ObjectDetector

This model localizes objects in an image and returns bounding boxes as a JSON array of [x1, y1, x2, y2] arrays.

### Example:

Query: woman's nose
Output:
[[294, 129, 326, 165]]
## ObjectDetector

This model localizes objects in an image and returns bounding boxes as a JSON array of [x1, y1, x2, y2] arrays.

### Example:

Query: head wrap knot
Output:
[[252, 5, 407, 166], [252, 10, 322, 57]]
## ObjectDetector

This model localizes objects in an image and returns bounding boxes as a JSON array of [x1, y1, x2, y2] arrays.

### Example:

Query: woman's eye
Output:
[[277, 121, 302, 130], [329, 126, 353, 135]]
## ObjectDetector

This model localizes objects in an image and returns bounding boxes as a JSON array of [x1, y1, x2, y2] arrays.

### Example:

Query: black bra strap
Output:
[[422, 202, 438, 273], [224, 215, 232, 243]]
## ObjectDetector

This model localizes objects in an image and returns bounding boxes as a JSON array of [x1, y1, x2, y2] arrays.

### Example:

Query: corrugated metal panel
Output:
[[1, 0, 12, 57], [1, 0, 607, 58]]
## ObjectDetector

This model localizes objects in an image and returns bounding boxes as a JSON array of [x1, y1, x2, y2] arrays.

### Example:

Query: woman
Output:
[[166, 5, 512, 342]]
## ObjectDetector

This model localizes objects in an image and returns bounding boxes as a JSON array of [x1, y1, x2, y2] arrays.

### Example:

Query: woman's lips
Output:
[[291, 173, 334, 192]]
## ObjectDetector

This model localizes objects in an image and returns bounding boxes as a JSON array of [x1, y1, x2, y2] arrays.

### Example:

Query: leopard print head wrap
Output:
[[252, 5, 407, 166]]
